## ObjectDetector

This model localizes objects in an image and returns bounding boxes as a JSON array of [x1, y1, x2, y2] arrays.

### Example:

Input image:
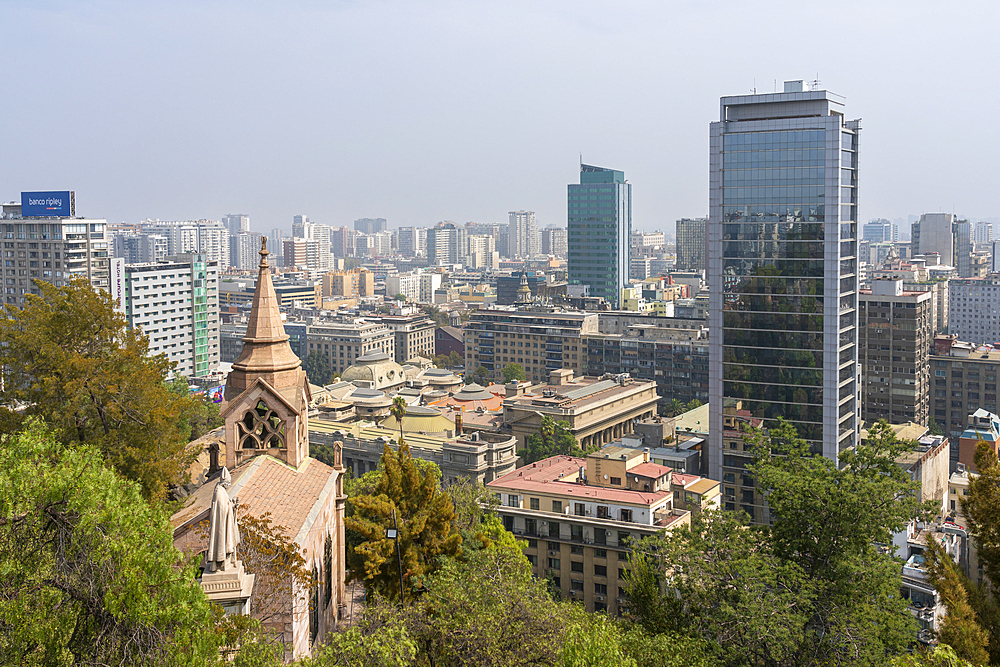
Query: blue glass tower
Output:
[[567, 164, 631, 308], [707, 82, 861, 519]]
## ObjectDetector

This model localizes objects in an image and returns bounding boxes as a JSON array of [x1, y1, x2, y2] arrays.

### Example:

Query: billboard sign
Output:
[[21, 191, 75, 217], [109, 257, 126, 314]]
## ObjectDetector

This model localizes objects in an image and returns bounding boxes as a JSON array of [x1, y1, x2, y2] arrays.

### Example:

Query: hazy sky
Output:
[[3, 1, 998, 234]]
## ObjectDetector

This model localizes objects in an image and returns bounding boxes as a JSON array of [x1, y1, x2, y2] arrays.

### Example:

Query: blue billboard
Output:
[[21, 191, 75, 217]]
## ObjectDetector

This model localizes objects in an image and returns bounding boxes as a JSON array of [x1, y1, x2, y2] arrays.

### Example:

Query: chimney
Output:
[[454, 410, 463, 435], [643, 447, 649, 463]]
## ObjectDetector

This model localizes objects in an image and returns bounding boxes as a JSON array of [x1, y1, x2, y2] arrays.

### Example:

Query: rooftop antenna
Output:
[[811, 73, 821, 90], [751, 77, 756, 94]]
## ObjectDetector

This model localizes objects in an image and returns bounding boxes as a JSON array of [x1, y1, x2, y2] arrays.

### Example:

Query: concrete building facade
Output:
[[675, 217, 707, 273], [306, 317, 395, 377], [124, 253, 220, 378], [0, 203, 112, 306], [465, 308, 598, 383], [949, 277, 1000, 344], [489, 448, 719, 615], [858, 279, 932, 426]]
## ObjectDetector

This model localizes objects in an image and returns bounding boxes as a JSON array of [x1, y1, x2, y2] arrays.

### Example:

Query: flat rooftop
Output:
[[675, 403, 709, 434], [506, 376, 655, 412]]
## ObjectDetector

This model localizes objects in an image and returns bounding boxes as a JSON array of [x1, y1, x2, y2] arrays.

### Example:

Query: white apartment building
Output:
[[306, 317, 395, 376], [139, 220, 230, 268], [466, 234, 499, 269], [385, 271, 442, 303], [0, 202, 111, 307], [124, 253, 220, 378], [508, 210, 538, 258], [949, 277, 1000, 344], [230, 231, 263, 271]]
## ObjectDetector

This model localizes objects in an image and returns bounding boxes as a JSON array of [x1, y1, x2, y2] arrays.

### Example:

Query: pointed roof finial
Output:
[[259, 236, 269, 268]]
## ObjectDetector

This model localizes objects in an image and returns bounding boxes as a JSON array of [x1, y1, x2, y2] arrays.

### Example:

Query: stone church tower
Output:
[[222, 238, 313, 468], [172, 237, 347, 658]]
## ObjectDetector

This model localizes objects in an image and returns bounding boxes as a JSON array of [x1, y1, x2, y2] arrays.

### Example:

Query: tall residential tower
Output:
[[707, 81, 861, 501], [568, 164, 631, 308]]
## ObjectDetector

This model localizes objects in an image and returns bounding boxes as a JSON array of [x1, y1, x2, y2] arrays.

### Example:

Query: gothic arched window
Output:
[[237, 399, 285, 450]]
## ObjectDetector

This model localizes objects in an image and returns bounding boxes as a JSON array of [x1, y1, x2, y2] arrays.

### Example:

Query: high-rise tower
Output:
[[568, 164, 631, 308], [707, 81, 861, 509]]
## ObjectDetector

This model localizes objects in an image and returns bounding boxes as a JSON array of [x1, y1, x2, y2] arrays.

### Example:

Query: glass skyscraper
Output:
[[568, 164, 631, 308], [707, 81, 861, 506]]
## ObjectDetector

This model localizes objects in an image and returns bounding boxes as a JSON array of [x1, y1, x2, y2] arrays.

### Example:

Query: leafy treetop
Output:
[[0, 278, 203, 500]]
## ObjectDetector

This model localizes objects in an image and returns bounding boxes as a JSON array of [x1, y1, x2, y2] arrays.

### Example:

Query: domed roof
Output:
[[341, 351, 406, 390], [452, 383, 494, 401], [357, 351, 391, 363]]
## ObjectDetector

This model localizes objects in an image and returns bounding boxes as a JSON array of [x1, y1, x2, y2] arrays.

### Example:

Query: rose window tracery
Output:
[[237, 399, 285, 450]]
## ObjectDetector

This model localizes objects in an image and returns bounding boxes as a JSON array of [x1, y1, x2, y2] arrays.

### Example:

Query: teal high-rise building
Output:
[[568, 164, 631, 308]]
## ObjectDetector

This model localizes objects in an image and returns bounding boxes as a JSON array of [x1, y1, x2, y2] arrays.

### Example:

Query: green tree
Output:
[[386, 517, 563, 666], [891, 644, 979, 666], [684, 398, 702, 412], [664, 399, 684, 417], [448, 351, 463, 368], [390, 395, 407, 445], [0, 420, 219, 666], [168, 377, 223, 441], [305, 618, 417, 667], [502, 363, 526, 383], [957, 439, 1000, 662], [0, 278, 202, 500], [303, 351, 333, 386], [420, 305, 449, 327], [345, 440, 462, 600], [325, 513, 712, 667], [928, 417, 944, 436], [924, 539, 990, 666], [394, 293, 408, 302], [472, 366, 492, 384], [626, 419, 923, 667], [523, 416, 585, 464]]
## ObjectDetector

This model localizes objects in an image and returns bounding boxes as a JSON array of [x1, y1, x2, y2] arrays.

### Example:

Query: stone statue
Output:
[[206, 467, 241, 573]]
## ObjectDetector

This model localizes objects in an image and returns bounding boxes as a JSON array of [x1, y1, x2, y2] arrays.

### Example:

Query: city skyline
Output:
[[2, 2, 998, 234]]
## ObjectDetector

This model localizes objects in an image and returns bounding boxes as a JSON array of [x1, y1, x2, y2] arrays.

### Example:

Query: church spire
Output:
[[224, 237, 304, 402]]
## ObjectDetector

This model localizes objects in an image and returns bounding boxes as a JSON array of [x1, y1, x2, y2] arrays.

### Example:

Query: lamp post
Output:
[[385, 506, 405, 606]]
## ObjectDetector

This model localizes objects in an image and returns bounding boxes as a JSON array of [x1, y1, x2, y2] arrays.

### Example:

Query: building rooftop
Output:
[[171, 454, 336, 544], [675, 402, 710, 434], [489, 455, 672, 507], [505, 374, 655, 414]]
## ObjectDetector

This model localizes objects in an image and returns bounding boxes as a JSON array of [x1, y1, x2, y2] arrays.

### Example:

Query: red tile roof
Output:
[[171, 455, 337, 543], [488, 455, 672, 507], [629, 462, 673, 479]]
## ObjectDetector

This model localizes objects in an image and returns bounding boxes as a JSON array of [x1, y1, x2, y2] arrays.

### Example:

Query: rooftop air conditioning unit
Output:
[[596, 595, 606, 602]]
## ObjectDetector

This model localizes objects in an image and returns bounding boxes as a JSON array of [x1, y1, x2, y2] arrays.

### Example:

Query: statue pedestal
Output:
[[200, 561, 255, 615]]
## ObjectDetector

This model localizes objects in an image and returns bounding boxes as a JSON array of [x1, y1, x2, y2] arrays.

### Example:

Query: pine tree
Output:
[[924, 539, 990, 666], [346, 440, 462, 600]]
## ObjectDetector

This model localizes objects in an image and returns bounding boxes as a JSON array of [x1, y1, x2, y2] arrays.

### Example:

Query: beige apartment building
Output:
[[502, 369, 660, 452], [373, 312, 436, 363], [930, 336, 1000, 468], [306, 316, 395, 377], [489, 447, 719, 614], [858, 280, 932, 426], [465, 307, 599, 384]]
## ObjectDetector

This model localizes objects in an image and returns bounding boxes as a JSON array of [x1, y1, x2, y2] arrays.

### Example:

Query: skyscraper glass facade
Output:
[[568, 165, 631, 308], [708, 85, 860, 493]]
